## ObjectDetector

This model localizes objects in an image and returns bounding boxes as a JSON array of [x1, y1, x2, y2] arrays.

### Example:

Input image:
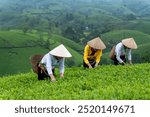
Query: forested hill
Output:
[[1, 0, 150, 40], [0, 0, 150, 76], [1, 0, 150, 43]]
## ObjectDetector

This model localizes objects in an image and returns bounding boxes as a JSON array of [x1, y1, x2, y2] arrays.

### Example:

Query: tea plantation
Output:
[[0, 63, 150, 100]]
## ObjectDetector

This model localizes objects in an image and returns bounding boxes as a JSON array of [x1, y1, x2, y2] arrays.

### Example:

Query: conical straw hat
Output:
[[49, 44, 72, 57], [87, 37, 106, 49], [122, 38, 137, 49]]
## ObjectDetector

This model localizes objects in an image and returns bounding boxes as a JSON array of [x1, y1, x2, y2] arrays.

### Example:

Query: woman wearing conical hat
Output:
[[38, 44, 72, 82], [114, 38, 137, 65], [83, 37, 106, 68]]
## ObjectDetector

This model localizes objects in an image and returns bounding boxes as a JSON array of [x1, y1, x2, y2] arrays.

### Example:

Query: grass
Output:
[[0, 47, 48, 76], [124, 20, 150, 34], [101, 29, 150, 52], [0, 30, 83, 76], [0, 63, 150, 100], [0, 31, 38, 46], [102, 29, 150, 45]]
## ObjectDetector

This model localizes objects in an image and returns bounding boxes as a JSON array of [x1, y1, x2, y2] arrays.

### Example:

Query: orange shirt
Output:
[[83, 45, 102, 64]]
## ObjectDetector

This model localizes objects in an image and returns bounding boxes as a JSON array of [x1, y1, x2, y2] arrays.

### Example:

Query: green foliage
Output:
[[0, 30, 82, 76], [1, 0, 150, 76], [0, 47, 48, 76], [124, 13, 136, 20], [2, 0, 150, 43], [51, 34, 83, 52], [0, 63, 150, 100], [133, 43, 150, 63], [124, 20, 150, 34], [101, 29, 150, 52]]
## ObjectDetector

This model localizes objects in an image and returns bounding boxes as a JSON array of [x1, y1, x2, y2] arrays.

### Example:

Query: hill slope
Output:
[[0, 30, 83, 76], [0, 0, 150, 79], [101, 29, 150, 52], [0, 63, 150, 100], [132, 43, 150, 63], [101, 29, 150, 64]]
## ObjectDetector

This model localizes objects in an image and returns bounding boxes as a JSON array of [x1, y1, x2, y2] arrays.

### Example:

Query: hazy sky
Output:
[[0, 0, 150, 4]]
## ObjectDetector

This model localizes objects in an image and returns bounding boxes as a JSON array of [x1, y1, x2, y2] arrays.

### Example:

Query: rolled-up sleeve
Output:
[[59, 58, 65, 74], [83, 45, 90, 64], [127, 49, 132, 61], [96, 50, 102, 63]]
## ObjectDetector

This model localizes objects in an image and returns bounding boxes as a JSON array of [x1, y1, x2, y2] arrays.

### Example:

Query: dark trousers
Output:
[[114, 55, 126, 65], [37, 66, 55, 80], [83, 59, 96, 68]]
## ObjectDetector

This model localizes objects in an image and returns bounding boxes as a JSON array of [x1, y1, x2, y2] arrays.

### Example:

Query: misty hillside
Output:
[[1, 0, 150, 42], [1, 0, 150, 16]]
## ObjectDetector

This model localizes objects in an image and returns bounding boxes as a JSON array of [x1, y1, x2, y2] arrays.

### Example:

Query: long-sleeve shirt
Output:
[[115, 42, 132, 63], [83, 45, 102, 64], [40, 53, 65, 75]]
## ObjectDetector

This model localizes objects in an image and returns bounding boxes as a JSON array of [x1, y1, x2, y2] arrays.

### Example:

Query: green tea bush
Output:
[[0, 63, 150, 100]]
